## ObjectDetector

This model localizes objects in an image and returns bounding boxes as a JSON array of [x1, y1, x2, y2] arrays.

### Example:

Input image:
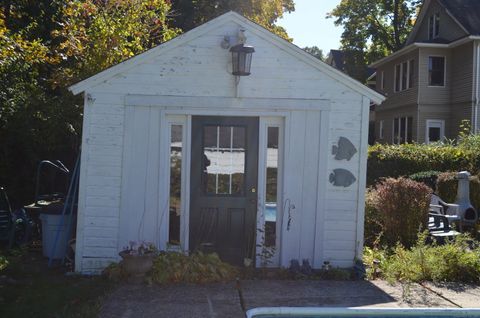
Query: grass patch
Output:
[[0, 247, 112, 318]]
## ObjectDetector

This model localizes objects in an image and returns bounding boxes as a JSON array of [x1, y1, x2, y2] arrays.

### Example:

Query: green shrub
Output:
[[437, 172, 480, 210], [367, 142, 478, 186], [378, 233, 480, 283], [364, 190, 383, 247], [408, 170, 441, 191], [0, 255, 8, 271], [150, 252, 237, 284], [369, 178, 432, 247]]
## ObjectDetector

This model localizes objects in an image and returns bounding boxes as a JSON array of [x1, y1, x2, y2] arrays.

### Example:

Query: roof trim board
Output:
[[370, 36, 480, 68], [69, 12, 385, 104]]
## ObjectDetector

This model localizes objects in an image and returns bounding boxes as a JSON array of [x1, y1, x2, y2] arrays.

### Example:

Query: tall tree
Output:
[[170, 0, 295, 39], [52, 0, 180, 85], [328, 0, 421, 81], [0, 0, 179, 204]]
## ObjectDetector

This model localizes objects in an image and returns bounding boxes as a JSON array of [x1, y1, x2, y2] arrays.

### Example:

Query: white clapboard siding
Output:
[[73, 13, 380, 273], [118, 106, 162, 250]]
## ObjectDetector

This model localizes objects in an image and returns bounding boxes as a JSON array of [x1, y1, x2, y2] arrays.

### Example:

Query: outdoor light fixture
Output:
[[230, 43, 255, 76], [225, 28, 254, 76]]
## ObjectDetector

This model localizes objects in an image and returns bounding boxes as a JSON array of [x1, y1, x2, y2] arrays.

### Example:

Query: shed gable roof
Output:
[[69, 12, 384, 104]]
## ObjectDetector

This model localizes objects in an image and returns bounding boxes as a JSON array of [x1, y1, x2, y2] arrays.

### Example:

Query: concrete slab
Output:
[[421, 282, 480, 308], [98, 280, 479, 318]]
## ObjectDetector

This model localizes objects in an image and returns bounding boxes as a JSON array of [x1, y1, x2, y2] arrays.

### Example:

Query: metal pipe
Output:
[[34, 160, 70, 204]]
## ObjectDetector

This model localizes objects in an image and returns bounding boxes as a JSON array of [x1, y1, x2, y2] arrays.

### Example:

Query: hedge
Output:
[[367, 136, 480, 185]]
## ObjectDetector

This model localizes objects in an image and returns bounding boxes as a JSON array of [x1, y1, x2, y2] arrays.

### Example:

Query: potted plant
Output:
[[119, 241, 157, 279]]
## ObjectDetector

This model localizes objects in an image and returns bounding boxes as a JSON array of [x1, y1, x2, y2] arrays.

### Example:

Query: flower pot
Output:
[[119, 251, 155, 279]]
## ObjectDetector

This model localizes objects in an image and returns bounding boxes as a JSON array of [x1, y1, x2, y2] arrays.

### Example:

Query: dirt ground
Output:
[[98, 280, 480, 318]]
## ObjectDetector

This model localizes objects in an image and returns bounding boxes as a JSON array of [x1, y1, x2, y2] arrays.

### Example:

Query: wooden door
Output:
[[190, 116, 258, 265]]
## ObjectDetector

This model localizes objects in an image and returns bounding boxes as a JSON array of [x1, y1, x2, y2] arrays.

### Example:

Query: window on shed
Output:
[[428, 56, 445, 86], [264, 126, 279, 247], [169, 124, 183, 246]]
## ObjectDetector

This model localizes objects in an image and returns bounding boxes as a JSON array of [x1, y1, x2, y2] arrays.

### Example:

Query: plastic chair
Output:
[[430, 194, 462, 231], [428, 212, 461, 243]]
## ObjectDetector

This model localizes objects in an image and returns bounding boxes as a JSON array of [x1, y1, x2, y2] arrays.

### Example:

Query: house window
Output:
[[428, 56, 445, 86], [379, 120, 384, 139], [394, 64, 401, 92], [428, 13, 440, 40], [392, 117, 413, 144], [380, 71, 385, 91], [408, 60, 414, 89], [426, 119, 445, 143], [394, 59, 414, 92]]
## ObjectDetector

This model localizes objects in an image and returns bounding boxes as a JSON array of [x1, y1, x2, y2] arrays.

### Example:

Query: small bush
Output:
[[364, 190, 383, 247], [369, 178, 432, 247], [377, 233, 480, 283], [437, 172, 480, 210], [150, 252, 237, 284]]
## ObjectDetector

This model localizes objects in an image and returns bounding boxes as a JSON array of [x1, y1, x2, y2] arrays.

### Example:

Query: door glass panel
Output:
[[265, 127, 279, 247], [204, 126, 245, 195], [429, 127, 441, 142], [169, 124, 182, 245]]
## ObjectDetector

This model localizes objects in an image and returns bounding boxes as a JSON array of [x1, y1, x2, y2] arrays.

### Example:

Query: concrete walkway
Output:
[[99, 280, 480, 318]]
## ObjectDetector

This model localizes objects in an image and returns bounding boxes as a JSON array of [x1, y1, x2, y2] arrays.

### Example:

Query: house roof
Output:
[[327, 50, 345, 71], [406, 0, 480, 45], [69, 12, 384, 104], [439, 0, 480, 35]]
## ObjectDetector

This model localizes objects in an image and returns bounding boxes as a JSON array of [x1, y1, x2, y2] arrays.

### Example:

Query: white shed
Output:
[[69, 12, 384, 274]]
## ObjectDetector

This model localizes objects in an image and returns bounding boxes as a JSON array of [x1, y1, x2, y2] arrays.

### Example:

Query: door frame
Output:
[[127, 95, 331, 266], [159, 111, 285, 266], [425, 119, 445, 144], [256, 117, 284, 267]]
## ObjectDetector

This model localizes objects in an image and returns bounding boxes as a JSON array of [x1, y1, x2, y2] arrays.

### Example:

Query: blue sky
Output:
[[277, 0, 343, 55]]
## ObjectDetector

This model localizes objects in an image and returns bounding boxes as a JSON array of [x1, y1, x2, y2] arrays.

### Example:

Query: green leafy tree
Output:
[[52, 0, 180, 85], [170, 0, 295, 40], [0, 0, 179, 204], [328, 0, 421, 81], [303, 46, 324, 61]]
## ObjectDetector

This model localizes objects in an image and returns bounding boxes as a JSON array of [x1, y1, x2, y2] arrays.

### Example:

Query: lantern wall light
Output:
[[222, 29, 255, 77]]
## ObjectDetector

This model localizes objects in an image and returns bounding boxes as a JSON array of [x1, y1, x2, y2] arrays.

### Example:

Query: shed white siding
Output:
[[73, 13, 379, 273]]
